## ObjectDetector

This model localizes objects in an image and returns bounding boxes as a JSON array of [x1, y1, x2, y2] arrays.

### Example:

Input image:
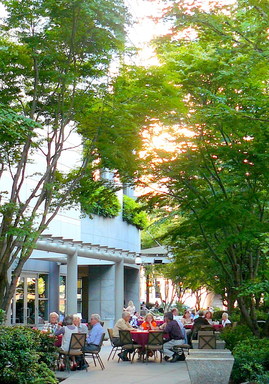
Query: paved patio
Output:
[[56, 340, 191, 384]]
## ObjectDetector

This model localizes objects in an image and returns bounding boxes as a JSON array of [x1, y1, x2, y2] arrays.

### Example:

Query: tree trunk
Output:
[[237, 296, 260, 337]]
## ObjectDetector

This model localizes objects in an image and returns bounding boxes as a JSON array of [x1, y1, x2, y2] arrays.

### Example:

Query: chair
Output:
[[198, 331, 216, 349], [58, 333, 86, 372], [144, 331, 164, 363], [200, 325, 215, 331], [172, 342, 191, 356], [118, 330, 142, 363], [107, 328, 121, 361], [84, 332, 106, 370]]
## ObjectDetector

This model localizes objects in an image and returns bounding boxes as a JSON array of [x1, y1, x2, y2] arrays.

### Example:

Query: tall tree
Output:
[[140, 0, 269, 334], [0, 0, 135, 312]]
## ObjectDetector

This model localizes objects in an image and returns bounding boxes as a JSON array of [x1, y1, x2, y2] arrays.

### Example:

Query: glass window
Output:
[[15, 277, 25, 324], [59, 275, 66, 319], [27, 277, 36, 324], [38, 274, 48, 322]]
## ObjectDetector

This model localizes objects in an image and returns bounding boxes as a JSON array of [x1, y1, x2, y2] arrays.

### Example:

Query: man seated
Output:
[[161, 312, 185, 362], [171, 308, 188, 344], [43, 312, 60, 334], [84, 314, 104, 351], [192, 310, 210, 339], [112, 311, 135, 361]]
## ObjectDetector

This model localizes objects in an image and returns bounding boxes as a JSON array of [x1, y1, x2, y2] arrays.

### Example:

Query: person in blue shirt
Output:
[[84, 313, 104, 352]]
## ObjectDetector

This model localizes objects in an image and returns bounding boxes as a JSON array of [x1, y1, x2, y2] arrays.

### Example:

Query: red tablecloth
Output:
[[137, 320, 164, 327], [184, 324, 223, 331], [130, 330, 149, 347]]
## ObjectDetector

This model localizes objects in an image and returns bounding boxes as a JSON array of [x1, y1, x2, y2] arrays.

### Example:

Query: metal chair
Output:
[[172, 343, 191, 356], [107, 328, 121, 361], [84, 332, 106, 370], [58, 333, 86, 372], [118, 330, 142, 363], [144, 331, 164, 363]]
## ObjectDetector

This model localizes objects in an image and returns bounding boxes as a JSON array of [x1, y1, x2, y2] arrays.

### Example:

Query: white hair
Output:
[[91, 314, 101, 322]]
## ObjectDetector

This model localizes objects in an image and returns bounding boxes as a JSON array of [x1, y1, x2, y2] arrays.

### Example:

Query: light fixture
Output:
[[135, 256, 142, 265]]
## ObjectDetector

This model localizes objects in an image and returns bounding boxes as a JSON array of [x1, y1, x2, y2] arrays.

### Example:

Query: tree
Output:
[[139, 0, 269, 335], [0, 0, 137, 312]]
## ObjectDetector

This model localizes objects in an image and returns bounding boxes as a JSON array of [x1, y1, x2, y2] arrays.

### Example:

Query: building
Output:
[[8, 186, 141, 329]]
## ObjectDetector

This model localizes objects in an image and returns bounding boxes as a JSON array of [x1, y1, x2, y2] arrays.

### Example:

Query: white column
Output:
[[115, 259, 124, 321], [66, 251, 78, 315]]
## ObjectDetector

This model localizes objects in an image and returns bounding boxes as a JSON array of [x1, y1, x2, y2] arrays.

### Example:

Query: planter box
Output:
[[186, 350, 234, 384]]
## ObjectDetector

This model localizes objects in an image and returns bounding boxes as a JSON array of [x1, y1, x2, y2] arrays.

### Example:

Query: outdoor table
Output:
[[130, 330, 165, 348], [130, 330, 150, 347], [184, 324, 223, 331]]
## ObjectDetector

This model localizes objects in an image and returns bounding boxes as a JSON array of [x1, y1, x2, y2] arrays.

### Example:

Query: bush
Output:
[[220, 324, 253, 351], [231, 338, 269, 384], [0, 326, 58, 384], [0, 309, 6, 324], [122, 195, 148, 230]]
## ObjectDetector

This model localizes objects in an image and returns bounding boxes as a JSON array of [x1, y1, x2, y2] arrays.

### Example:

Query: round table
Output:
[[130, 330, 150, 347]]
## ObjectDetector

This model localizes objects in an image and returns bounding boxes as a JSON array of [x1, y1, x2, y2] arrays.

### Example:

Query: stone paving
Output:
[[56, 340, 191, 384]]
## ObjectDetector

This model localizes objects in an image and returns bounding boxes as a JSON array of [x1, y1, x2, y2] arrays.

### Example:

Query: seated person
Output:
[[141, 313, 158, 330], [73, 314, 88, 334], [161, 312, 185, 362], [172, 308, 188, 344], [84, 314, 104, 351], [181, 310, 193, 325], [43, 312, 60, 334], [192, 310, 210, 340], [55, 315, 78, 370], [112, 311, 135, 361], [130, 311, 139, 328], [221, 312, 231, 327], [204, 311, 213, 325]]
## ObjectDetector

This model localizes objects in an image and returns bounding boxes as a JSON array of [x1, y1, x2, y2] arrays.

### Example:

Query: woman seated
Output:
[[141, 313, 158, 330], [73, 314, 88, 334], [181, 310, 193, 326], [204, 311, 213, 325], [55, 315, 78, 371], [221, 312, 231, 327]]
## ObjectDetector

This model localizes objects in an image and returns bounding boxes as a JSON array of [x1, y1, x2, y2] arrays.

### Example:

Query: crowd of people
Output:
[[43, 311, 104, 371], [43, 303, 232, 368]]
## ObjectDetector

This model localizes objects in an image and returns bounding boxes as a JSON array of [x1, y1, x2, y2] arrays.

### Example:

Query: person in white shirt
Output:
[[221, 312, 231, 327], [124, 300, 136, 316]]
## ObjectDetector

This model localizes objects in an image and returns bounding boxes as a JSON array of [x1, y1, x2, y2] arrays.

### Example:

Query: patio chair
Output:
[[58, 333, 86, 372], [107, 328, 121, 361], [144, 331, 164, 363], [200, 325, 215, 331], [118, 330, 142, 363], [198, 331, 216, 349], [84, 332, 106, 370], [172, 342, 191, 356]]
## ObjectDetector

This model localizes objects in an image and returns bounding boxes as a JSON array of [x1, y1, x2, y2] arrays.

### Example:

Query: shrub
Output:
[[0, 309, 6, 324], [122, 195, 148, 230], [220, 324, 253, 351], [80, 185, 121, 218], [0, 326, 58, 384], [231, 338, 269, 384]]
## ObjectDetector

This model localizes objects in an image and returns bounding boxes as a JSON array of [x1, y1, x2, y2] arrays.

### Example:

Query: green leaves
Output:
[[123, 195, 148, 230]]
